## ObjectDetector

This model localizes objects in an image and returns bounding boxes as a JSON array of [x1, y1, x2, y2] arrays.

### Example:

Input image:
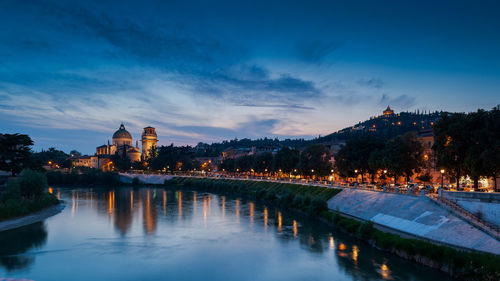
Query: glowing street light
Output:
[[440, 169, 445, 188]]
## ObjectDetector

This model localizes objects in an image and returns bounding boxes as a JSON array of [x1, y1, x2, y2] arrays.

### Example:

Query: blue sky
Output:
[[0, 0, 499, 154]]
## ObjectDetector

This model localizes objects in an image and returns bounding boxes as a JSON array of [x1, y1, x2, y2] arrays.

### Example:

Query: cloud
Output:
[[358, 78, 384, 88], [297, 40, 340, 63], [378, 94, 416, 109]]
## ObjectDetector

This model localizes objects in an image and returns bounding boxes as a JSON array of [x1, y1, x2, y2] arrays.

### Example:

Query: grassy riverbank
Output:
[[0, 170, 59, 221], [166, 177, 500, 280]]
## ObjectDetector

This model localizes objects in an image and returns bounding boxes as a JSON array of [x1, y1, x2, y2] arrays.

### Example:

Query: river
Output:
[[0, 187, 453, 281]]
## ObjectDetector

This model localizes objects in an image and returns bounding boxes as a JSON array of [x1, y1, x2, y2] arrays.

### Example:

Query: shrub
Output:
[[19, 169, 47, 199], [357, 221, 374, 240], [132, 177, 141, 186], [308, 197, 327, 215]]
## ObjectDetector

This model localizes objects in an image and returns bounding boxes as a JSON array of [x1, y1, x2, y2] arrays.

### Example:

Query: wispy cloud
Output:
[[297, 40, 340, 63], [378, 94, 416, 109]]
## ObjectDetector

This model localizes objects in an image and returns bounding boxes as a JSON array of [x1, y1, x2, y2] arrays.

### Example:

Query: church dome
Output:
[[113, 124, 132, 140]]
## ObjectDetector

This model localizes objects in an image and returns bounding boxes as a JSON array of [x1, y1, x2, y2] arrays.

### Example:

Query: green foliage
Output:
[[0, 133, 35, 176], [165, 177, 340, 214], [147, 144, 200, 172], [46, 170, 121, 186], [19, 169, 47, 199], [297, 144, 332, 177], [433, 107, 500, 190], [335, 136, 385, 182], [132, 177, 141, 186], [0, 170, 59, 221], [31, 147, 71, 169], [274, 147, 300, 174], [382, 132, 425, 183]]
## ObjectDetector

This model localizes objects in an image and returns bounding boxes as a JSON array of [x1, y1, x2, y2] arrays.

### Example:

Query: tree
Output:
[[254, 152, 274, 173], [433, 113, 470, 188], [274, 147, 300, 174], [463, 108, 500, 190], [0, 134, 34, 176], [110, 153, 131, 172], [335, 136, 385, 183], [236, 155, 255, 172], [18, 169, 47, 200], [383, 132, 424, 184], [298, 144, 332, 177], [31, 147, 70, 169], [70, 150, 82, 157]]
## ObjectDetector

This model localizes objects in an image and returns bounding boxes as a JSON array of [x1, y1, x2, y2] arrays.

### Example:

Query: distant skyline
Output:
[[1, 0, 499, 154]]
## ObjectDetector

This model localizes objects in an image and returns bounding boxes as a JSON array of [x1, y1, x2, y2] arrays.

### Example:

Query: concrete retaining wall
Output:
[[328, 189, 500, 255], [442, 191, 500, 228], [119, 173, 173, 185]]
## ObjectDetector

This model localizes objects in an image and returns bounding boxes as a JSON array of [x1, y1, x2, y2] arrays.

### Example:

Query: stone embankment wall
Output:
[[442, 191, 500, 228], [328, 189, 500, 255], [119, 173, 173, 185]]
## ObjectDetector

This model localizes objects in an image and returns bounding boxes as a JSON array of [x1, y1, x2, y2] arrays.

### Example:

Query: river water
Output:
[[0, 187, 453, 281]]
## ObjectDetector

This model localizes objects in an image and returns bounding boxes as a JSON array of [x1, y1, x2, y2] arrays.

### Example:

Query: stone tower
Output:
[[141, 126, 158, 160]]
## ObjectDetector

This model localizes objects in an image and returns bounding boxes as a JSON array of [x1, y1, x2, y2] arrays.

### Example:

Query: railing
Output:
[[427, 195, 500, 241]]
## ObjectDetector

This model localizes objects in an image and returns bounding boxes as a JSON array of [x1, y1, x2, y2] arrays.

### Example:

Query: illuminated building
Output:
[[382, 106, 395, 118], [72, 123, 157, 170], [141, 126, 158, 160]]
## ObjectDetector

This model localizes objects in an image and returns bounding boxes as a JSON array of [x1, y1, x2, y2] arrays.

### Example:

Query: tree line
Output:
[[334, 107, 500, 191]]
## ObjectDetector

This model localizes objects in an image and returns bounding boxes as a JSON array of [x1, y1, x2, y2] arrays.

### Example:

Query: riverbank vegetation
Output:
[[0, 170, 59, 221], [165, 177, 500, 280], [46, 170, 121, 186], [165, 177, 338, 216]]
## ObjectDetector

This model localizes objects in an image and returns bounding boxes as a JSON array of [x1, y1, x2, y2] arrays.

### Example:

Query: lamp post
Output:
[[440, 169, 445, 189]]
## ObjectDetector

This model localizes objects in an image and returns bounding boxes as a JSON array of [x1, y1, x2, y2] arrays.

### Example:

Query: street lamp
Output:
[[440, 169, 445, 188], [383, 170, 387, 174]]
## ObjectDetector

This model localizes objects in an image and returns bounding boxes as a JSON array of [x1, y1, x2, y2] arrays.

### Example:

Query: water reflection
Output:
[[0, 222, 47, 271], [0, 188, 453, 281]]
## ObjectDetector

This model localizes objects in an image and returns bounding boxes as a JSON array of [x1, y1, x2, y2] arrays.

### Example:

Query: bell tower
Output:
[[141, 126, 158, 160]]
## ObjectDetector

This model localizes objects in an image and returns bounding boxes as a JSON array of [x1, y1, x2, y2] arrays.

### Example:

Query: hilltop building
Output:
[[382, 106, 395, 118]]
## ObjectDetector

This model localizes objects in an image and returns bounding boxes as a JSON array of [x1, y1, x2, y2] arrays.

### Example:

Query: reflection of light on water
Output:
[[108, 191, 114, 217], [352, 245, 359, 265], [130, 190, 134, 212], [71, 191, 75, 216], [380, 263, 391, 280], [249, 202, 254, 225], [329, 236, 335, 249], [338, 243, 346, 251], [193, 192, 197, 215], [48, 187, 53, 194], [203, 196, 208, 228], [163, 190, 166, 216], [293, 220, 298, 238], [278, 211, 282, 232], [221, 196, 225, 218], [310, 236, 315, 245], [178, 191, 182, 218], [264, 208, 268, 229], [235, 199, 240, 223], [57, 189, 60, 200]]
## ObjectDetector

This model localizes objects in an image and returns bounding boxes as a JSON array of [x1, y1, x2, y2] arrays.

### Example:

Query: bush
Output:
[[19, 169, 47, 199], [132, 177, 141, 186], [357, 221, 374, 240], [308, 197, 327, 215]]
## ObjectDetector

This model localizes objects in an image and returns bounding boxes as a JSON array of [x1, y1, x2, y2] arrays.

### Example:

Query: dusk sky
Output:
[[1, 0, 499, 154]]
